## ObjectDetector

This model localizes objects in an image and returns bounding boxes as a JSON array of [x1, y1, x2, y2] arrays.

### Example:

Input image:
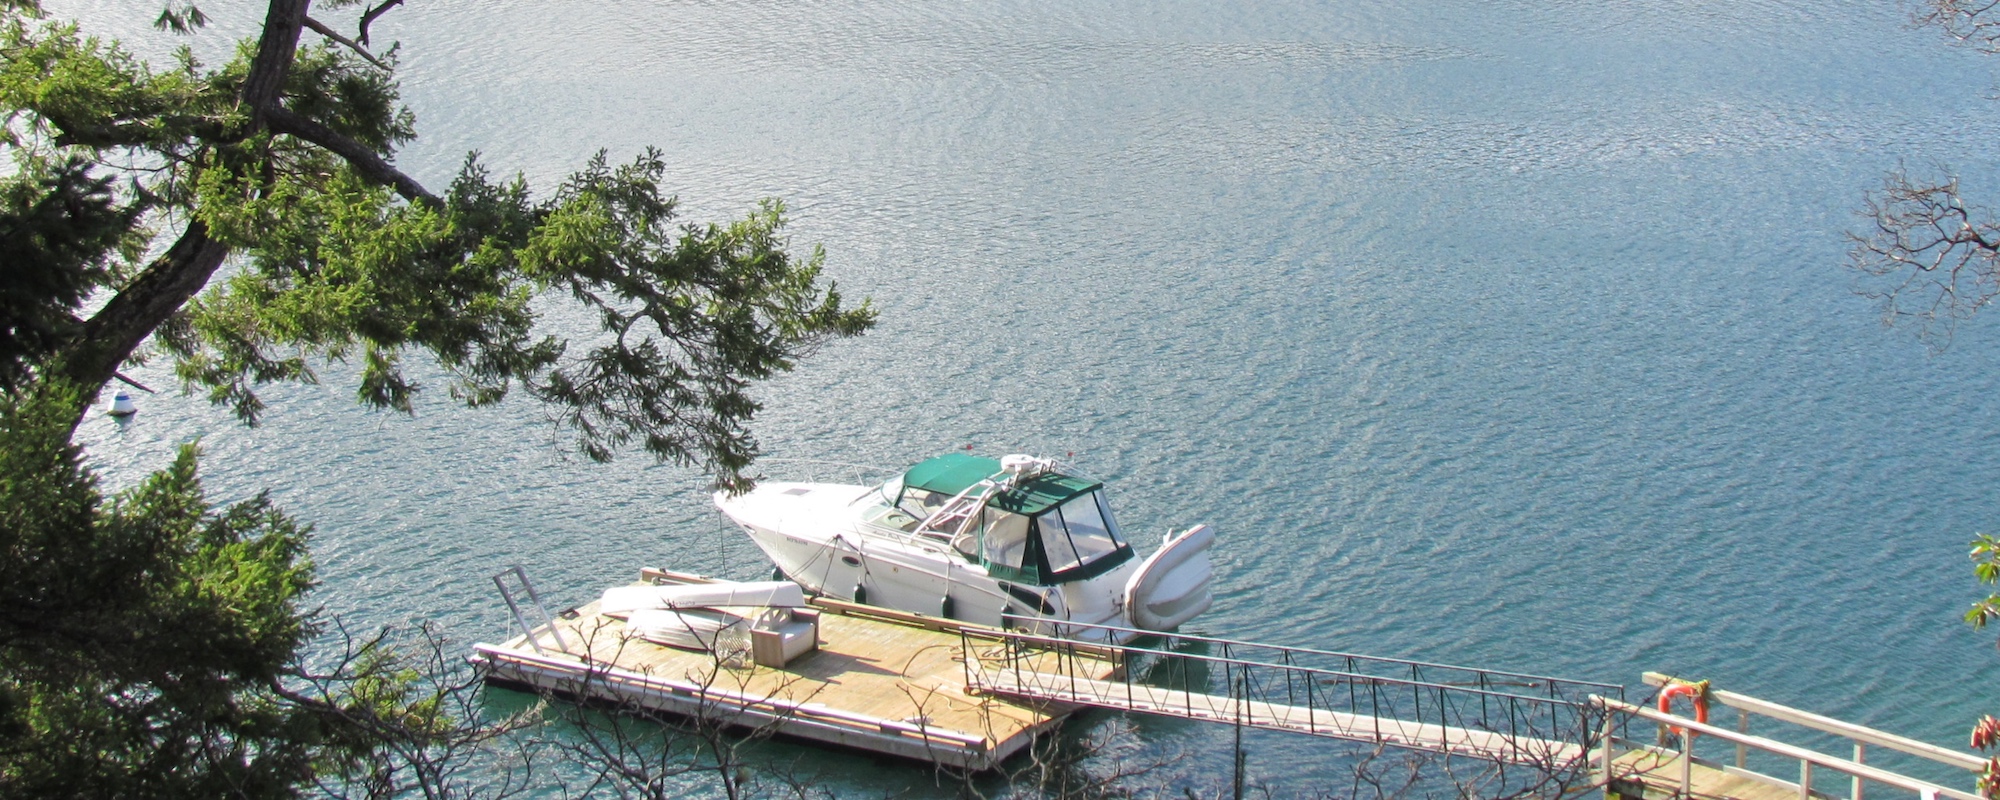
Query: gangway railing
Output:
[[1594, 695, 1982, 800], [961, 616, 1624, 765], [1642, 672, 1986, 785], [1592, 675, 1987, 800], [492, 565, 570, 656]]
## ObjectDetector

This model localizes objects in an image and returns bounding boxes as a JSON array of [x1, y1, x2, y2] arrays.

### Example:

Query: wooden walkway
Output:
[[975, 669, 1581, 764], [1602, 750, 1808, 800], [1591, 688, 1985, 800], [474, 570, 1118, 770]]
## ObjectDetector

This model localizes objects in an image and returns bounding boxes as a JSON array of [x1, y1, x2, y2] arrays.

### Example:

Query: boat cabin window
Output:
[[964, 489, 1135, 585], [1048, 490, 1128, 572], [980, 509, 1038, 584], [870, 463, 1136, 584], [1036, 490, 1130, 580]]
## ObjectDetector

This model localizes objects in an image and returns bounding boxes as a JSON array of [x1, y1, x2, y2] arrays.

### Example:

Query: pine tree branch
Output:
[[48, 220, 229, 413], [264, 105, 440, 206], [46, 0, 312, 427], [47, 115, 221, 149]]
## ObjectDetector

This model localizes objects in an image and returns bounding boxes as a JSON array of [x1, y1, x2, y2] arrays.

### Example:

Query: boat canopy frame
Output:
[[899, 453, 1102, 516], [884, 453, 1135, 586]]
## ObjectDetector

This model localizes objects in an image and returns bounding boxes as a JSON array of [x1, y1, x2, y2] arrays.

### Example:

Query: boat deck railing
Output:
[[747, 458, 894, 488], [961, 616, 1625, 765]]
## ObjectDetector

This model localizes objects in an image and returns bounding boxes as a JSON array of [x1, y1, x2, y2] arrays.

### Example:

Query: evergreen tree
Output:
[[0, 392, 326, 797], [0, 0, 873, 488], [0, 0, 874, 794]]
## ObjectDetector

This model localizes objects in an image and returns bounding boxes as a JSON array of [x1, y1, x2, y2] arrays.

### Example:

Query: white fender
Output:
[[1123, 524, 1215, 631]]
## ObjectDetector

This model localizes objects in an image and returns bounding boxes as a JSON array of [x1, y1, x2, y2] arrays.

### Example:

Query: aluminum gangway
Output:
[[960, 617, 1624, 765]]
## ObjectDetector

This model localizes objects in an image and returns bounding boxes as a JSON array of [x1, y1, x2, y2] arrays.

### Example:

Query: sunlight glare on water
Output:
[[52, 0, 2000, 790]]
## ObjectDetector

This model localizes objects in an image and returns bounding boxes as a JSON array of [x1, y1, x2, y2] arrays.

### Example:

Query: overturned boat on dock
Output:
[[714, 453, 1215, 642]]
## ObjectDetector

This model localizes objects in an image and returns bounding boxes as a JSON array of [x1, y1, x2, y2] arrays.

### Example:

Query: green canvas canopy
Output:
[[901, 453, 999, 496], [900, 453, 1101, 517], [991, 472, 1100, 516]]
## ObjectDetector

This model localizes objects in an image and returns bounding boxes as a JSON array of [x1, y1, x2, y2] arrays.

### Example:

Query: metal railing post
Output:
[[1738, 709, 1749, 768], [1598, 703, 1616, 799], [1681, 743, 1693, 797], [960, 629, 975, 692], [1852, 742, 1864, 800]]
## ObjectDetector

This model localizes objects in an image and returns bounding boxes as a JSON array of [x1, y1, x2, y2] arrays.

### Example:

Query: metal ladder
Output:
[[492, 565, 571, 655]]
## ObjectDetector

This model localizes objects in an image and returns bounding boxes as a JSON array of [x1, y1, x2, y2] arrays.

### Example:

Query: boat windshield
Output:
[[860, 475, 957, 534], [1034, 490, 1131, 581], [896, 485, 951, 524]]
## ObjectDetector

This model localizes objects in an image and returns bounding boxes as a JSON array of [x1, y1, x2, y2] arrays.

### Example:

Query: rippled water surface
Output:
[[50, 0, 2000, 792]]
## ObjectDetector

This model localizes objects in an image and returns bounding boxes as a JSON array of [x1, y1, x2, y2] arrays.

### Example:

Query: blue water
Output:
[[52, 0, 2000, 793]]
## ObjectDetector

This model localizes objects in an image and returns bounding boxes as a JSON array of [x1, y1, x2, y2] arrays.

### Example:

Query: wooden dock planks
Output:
[[473, 571, 1119, 770], [1603, 750, 1812, 800]]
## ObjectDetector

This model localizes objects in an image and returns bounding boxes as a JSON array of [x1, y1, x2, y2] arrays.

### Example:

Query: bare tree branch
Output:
[[303, 15, 391, 71], [1848, 169, 2000, 349], [1919, 0, 2000, 54], [356, 0, 405, 46]]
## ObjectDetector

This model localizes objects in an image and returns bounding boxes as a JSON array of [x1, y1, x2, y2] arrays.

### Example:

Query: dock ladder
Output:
[[492, 565, 571, 656]]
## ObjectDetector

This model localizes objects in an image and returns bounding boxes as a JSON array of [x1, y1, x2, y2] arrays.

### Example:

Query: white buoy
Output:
[[107, 391, 136, 417]]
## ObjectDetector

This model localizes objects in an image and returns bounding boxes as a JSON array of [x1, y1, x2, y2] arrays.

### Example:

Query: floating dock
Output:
[[474, 570, 1991, 795], [471, 568, 1119, 770]]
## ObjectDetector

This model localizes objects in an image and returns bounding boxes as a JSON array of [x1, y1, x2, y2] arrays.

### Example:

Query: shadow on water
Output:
[[1127, 634, 1218, 695]]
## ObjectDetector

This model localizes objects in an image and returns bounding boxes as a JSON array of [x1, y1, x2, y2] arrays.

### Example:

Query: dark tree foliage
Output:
[[0, 392, 511, 800], [0, 391, 328, 797], [0, 0, 873, 489], [0, 157, 141, 393], [0, 0, 873, 796]]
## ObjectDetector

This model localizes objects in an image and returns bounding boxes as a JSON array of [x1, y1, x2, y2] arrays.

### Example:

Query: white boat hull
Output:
[[716, 477, 1211, 643]]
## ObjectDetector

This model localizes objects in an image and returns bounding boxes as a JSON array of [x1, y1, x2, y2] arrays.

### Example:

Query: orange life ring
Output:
[[1658, 681, 1710, 742]]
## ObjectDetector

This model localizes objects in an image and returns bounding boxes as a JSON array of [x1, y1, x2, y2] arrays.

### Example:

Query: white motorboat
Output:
[[713, 453, 1215, 642]]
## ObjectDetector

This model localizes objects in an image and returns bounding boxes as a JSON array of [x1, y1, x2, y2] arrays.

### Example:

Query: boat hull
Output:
[[714, 472, 1212, 643]]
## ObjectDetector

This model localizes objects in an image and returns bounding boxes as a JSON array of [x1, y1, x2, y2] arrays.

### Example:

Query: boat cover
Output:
[[902, 453, 1004, 495], [902, 453, 1101, 516]]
